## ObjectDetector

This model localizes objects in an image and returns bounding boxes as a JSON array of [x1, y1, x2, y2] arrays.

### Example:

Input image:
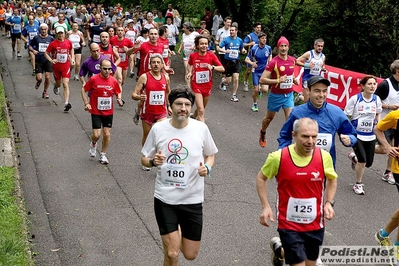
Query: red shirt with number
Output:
[[83, 74, 121, 116], [158, 36, 170, 66], [110, 37, 134, 69], [266, 55, 296, 94], [46, 39, 73, 68], [188, 52, 222, 92], [134, 41, 164, 76], [276, 147, 325, 232], [142, 72, 168, 116]]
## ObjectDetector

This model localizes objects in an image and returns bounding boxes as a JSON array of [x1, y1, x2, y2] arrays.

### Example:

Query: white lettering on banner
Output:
[[338, 74, 352, 104], [326, 71, 339, 101]]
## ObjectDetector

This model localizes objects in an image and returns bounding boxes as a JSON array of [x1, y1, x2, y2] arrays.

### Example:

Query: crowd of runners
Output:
[[1, 1, 399, 266]]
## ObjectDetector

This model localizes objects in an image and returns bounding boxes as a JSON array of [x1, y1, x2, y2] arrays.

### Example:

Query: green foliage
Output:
[[0, 167, 32, 266], [252, 0, 399, 76]]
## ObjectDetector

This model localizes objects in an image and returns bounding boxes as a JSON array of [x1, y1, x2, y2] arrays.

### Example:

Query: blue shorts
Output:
[[267, 91, 294, 112], [278, 228, 325, 265], [252, 71, 263, 86]]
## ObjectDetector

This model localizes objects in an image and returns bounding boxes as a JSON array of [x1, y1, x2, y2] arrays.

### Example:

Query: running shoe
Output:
[[89, 142, 97, 157], [352, 183, 365, 195], [99, 152, 109, 165], [64, 103, 72, 112], [130, 71, 135, 78], [35, 81, 41, 90], [219, 79, 227, 91], [32, 70, 35, 76], [133, 107, 140, 126], [252, 103, 258, 112], [348, 151, 358, 171], [382, 171, 396, 185], [258, 90, 263, 99], [53, 86, 60, 95], [375, 230, 391, 256], [42, 91, 49, 99], [259, 129, 266, 148], [270, 237, 284, 266], [243, 81, 249, 92], [231, 94, 239, 102], [142, 165, 151, 171], [294, 92, 303, 106], [73, 74, 79, 81], [17, 52, 21, 58], [24, 43, 28, 49]]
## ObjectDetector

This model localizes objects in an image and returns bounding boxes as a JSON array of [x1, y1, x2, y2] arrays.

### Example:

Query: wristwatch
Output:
[[149, 159, 156, 167], [325, 200, 335, 207]]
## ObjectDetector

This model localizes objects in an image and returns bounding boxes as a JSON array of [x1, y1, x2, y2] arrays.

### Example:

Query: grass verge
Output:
[[0, 82, 32, 265]]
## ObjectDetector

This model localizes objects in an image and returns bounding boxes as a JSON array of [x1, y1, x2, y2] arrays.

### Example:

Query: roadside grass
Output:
[[0, 82, 32, 265]]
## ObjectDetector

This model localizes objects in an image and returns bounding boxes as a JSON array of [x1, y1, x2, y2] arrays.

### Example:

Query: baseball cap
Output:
[[126, 19, 133, 24], [307, 76, 330, 88], [200, 20, 206, 25], [55, 27, 65, 33]]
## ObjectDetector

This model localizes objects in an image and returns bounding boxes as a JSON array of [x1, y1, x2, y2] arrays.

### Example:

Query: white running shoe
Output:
[[243, 81, 249, 92], [382, 171, 396, 185], [89, 142, 97, 157], [270, 237, 284, 266], [142, 165, 151, 171], [348, 151, 358, 171], [353, 183, 365, 195], [99, 153, 109, 165], [231, 94, 239, 102]]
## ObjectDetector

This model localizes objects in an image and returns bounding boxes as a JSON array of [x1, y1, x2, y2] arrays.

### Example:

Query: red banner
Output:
[[293, 65, 384, 110]]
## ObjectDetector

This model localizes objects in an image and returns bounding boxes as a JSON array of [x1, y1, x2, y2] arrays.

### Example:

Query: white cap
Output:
[[126, 19, 133, 24], [40, 23, 48, 29], [55, 27, 65, 33]]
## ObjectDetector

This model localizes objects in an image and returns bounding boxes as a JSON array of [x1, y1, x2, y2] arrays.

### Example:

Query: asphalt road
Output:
[[0, 37, 397, 266]]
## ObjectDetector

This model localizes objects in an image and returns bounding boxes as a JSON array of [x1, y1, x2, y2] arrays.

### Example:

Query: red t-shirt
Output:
[[188, 52, 222, 91], [110, 37, 134, 68], [83, 74, 121, 116], [135, 41, 164, 76], [46, 39, 73, 68], [142, 72, 168, 115], [158, 36, 170, 66], [276, 147, 325, 232], [265, 55, 296, 94]]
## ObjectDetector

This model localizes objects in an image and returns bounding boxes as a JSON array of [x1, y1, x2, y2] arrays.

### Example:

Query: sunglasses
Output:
[[102, 67, 112, 70]]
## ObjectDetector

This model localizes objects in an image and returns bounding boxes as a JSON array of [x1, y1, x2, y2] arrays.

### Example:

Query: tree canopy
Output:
[[106, 0, 398, 76]]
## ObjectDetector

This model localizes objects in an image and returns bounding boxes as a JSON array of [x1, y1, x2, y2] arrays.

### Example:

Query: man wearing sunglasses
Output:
[[81, 59, 123, 165]]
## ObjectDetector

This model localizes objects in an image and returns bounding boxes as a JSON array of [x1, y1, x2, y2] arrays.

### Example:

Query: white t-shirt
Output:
[[165, 24, 178, 46], [135, 36, 149, 59], [182, 31, 199, 59], [216, 27, 230, 54], [141, 118, 218, 205]]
